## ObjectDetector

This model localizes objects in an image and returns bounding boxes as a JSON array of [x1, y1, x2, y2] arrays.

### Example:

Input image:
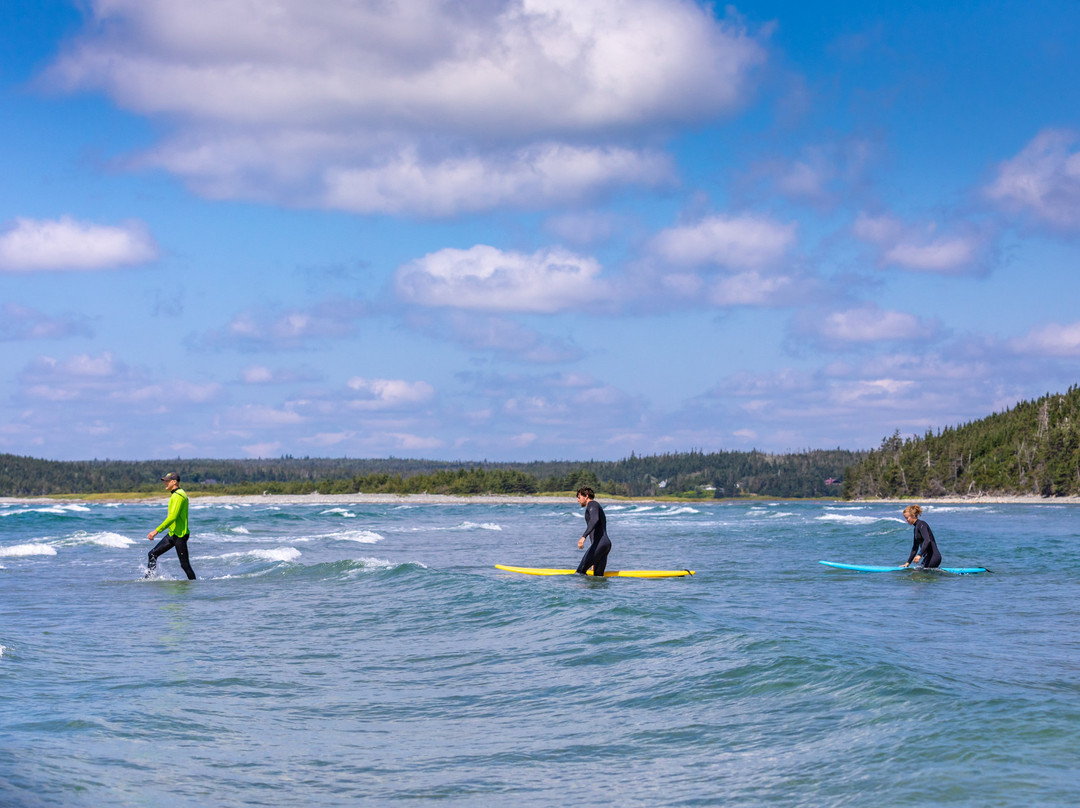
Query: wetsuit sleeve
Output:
[[916, 521, 936, 559], [907, 530, 920, 564], [156, 492, 182, 535], [582, 501, 600, 541]]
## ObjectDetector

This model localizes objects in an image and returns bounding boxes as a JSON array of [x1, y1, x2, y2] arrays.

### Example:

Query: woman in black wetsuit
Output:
[[902, 505, 941, 568]]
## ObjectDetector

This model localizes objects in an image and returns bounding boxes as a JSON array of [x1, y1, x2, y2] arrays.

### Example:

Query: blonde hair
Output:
[[903, 505, 923, 519]]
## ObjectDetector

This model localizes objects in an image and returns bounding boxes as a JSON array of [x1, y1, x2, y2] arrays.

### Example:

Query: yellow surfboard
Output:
[[495, 564, 694, 578]]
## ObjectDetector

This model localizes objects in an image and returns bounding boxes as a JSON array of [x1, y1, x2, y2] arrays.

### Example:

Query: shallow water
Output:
[[2, 499, 1079, 806]]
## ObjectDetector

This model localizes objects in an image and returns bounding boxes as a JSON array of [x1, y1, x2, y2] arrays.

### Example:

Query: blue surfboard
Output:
[[819, 560, 989, 575]]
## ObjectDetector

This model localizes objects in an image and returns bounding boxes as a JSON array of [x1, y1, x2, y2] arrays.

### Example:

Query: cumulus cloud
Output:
[[650, 213, 796, 269], [986, 129, 1080, 231], [708, 271, 800, 306], [346, 377, 435, 410], [1010, 321, 1080, 357], [853, 212, 985, 273], [47, 0, 766, 215], [396, 244, 605, 313], [796, 304, 934, 346], [0, 303, 93, 341], [322, 144, 673, 216], [0, 216, 158, 272], [627, 212, 808, 309]]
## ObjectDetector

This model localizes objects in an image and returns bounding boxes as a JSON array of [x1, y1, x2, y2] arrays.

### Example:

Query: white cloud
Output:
[[650, 213, 797, 268], [986, 129, 1080, 231], [853, 212, 983, 273], [817, 305, 928, 343], [323, 144, 673, 216], [241, 366, 275, 384], [346, 377, 435, 410], [1010, 321, 1080, 357], [47, 0, 766, 215], [396, 244, 604, 313], [0, 217, 158, 272], [709, 271, 798, 306], [51, 0, 763, 132]]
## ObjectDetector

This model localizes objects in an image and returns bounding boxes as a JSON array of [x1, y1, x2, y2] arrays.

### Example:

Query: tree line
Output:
[[0, 448, 860, 498], [842, 386, 1080, 499]]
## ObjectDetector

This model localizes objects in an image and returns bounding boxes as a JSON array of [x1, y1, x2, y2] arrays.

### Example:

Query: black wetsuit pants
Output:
[[148, 534, 196, 579], [576, 536, 612, 576]]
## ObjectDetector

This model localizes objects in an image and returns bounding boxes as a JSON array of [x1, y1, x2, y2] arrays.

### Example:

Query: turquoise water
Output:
[[2, 498, 1078, 807]]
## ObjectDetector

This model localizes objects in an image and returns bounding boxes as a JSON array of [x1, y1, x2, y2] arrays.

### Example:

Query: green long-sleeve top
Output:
[[156, 489, 189, 536]]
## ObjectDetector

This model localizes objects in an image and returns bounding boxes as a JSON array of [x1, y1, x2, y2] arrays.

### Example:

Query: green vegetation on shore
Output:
[[1, 449, 858, 499], [843, 386, 1080, 499]]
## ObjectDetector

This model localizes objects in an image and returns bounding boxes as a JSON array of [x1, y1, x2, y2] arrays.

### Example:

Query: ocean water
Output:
[[2, 497, 1078, 807]]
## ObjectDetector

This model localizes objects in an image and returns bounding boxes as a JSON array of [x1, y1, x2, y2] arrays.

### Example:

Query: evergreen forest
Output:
[[0, 449, 858, 499], [843, 386, 1080, 499]]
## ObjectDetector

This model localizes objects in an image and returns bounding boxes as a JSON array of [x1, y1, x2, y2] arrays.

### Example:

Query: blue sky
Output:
[[2, 0, 1080, 462]]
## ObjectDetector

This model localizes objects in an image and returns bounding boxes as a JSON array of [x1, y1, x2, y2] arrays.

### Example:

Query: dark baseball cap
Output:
[[160, 472, 181, 482]]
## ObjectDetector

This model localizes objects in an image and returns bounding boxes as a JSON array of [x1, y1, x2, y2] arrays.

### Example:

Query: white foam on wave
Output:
[[321, 507, 357, 518], [252, 547, 301, 562], [454, 521, 502, 531], [768, 512, 795, 518], [227, 526, 251, 534], [659, 506, 701, 516], [70, 531, 134, 548], [1, 503, 91, 517], [0, 543, 58, 557], [816, 513, 903, 525], [218, 547, 302, 562], [0, 644, 6, 657], [346, 556, 428, 573], [925, 505, 993, 513], [330, 529, 385, 543], [353, 556, 396, 571]]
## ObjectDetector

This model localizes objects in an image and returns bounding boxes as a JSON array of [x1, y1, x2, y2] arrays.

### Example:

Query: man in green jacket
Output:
[[146, 472, 196, 579]]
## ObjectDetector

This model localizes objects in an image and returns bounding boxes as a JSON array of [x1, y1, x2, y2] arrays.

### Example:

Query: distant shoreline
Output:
[[4, 492, 1080, 507]]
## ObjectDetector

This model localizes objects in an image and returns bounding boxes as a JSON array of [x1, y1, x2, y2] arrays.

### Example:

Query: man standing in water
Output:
[[575, 486, 611, 576], [146, 472, 196, 579]]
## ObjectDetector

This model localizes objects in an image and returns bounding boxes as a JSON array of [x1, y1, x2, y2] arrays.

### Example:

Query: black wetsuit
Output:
[[576, 499, 612, 576], [907, 519, 941, 569], [148, 534, 196, 580]]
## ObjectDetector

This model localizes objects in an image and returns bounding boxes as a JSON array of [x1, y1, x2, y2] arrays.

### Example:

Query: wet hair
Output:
[[903, 505, 923, 519], [576, 487, 595, 499]]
